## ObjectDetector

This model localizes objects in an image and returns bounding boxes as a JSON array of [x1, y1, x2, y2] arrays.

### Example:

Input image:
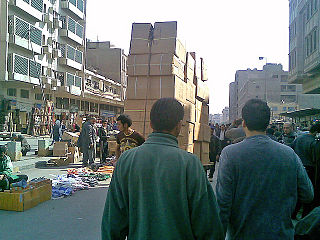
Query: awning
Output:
[[280, 108, 320, 118]]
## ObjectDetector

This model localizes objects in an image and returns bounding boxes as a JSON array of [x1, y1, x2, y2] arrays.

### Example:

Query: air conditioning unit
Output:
[[48, 7, 54, 15], [53, 18, 62, 29], [47, 37, 54, 46], [46, 68, 54, 78], [43, 13, 54, 24], [42, 45, 52, 54], [52, 49, 62, 58]]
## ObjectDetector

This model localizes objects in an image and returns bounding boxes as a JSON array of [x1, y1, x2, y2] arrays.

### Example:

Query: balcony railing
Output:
[[59, 44, 83, 70], [7, 53, 41, 84], [10, 0, 43, 21], [60, 16, 83, 44], [61, 0, 85, 19], [8, 15, 42, 54]]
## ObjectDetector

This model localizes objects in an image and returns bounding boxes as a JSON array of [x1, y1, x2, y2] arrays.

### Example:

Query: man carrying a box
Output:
[[0, 145, 28, 191], [102, 98, 224, 240]]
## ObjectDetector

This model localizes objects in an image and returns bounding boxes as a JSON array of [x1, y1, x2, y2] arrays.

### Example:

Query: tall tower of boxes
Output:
[[126, 21, 210, 165]]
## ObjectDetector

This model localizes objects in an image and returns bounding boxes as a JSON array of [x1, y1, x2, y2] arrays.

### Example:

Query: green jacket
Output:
[[0, 155, 14, 177], [102, 133, 224, 240]]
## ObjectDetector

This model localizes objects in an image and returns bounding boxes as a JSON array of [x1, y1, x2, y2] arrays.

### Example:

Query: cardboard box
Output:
[[193, 141, 210, 165], [196, 79, 209, 103], [201, 57, 208, 81], [62, 132, 79, 144], [152, 38, 186, 64], [7, 142, 22, 161], [127, 53, 185, 79], [201, 152, 210, 165], [68, 146, 80, 163], [153, 21, 178, 39], [0, 182, 51, 212], [108, 140, 117, 154], [53, 142, 68, 157], [186, 80, 196, 104], [129, 23, 153, 55], [185, 52, 195, 81], [183, 101, 195, 123], [179, 123, 194, 144], [126, 75, 186, 103]]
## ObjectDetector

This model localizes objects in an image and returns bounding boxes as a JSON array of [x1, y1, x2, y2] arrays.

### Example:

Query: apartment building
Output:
[[289, 0, 320, 93], [229, 63, 320, 122], [0, 0, 124, 131], [86, 41, 127, 101]]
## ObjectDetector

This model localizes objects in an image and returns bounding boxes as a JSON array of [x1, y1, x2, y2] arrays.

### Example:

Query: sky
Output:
[[86, 0, 289, 114]]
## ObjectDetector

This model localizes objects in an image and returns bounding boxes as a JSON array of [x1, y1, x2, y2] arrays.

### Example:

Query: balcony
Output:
[[59, 16, 84, 45], [8, 16, 42, 54], [9, 0, 43, 21], [61, 0, 85, 20], [59, 44, 83, 70], [7, 53, 41, 85], [53, 17, 63, 29], [43, 13, 54, 26]]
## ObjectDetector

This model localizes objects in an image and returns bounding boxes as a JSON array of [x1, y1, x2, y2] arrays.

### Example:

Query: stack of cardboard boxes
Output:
[[125, 21, 210, 165]]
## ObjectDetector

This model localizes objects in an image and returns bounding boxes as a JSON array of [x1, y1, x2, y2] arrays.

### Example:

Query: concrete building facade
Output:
[[229, 82, 237, 123], [86, 41, 127, 101], [0, 0, 124, 131], [222, 107, 229, 124], [289, 0, 320, 94], [229, 63, 320, 122]]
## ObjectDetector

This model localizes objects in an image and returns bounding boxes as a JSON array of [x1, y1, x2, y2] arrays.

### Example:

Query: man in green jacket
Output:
[[0, 145, 28, 191], [102, 98, 224, 240]]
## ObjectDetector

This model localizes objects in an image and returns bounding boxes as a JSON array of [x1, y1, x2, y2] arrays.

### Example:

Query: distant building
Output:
[[229, 82, 237, 123], [222, 107, 229, 124], [212, 114, 222, 125], [86, 41, 127, 100], [229, 63, 320, 121], [288, 0, 320, 94]]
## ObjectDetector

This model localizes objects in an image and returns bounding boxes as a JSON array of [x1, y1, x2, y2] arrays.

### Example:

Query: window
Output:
[[288, 107, 296, 111], [281, 95, 297, 103], [35, 93, 42, 100], [271, 107, 278, 112], [256, 85, 260, 89], [287, 85, 296, 92], [272, 75, 278, 78], [7, 88, 16, 97], [45, 94, 52, 101], [281, 75, 288, 82], [306, 28, 318, 57], [283, 107, 287, 111], [20, 89, 29, 99]]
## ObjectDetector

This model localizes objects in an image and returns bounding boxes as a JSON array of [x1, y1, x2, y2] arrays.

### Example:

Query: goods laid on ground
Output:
[[52, 167, 114, 199], [126, 21, 210, 165], [0, 178, 52, 211]]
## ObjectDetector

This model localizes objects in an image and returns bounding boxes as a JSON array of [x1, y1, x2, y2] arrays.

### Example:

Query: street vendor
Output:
[[11, 133, 31, 156], [0, 145, 28, 191]]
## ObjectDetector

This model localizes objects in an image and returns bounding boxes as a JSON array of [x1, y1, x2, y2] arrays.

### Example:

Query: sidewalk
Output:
[[12, 155, 52, 172]]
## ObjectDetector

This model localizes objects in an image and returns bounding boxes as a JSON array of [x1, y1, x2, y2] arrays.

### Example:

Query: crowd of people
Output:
[[102, 98, 320, 240]]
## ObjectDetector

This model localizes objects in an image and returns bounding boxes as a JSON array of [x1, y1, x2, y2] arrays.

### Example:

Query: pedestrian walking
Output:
[[216, 99, 314, 239], [225, 118, 246, 143], [115, 114, 145, 160], [102, 98, 224, 240], [78, 117, 97, 167], [280, 122, 297, 146], [51, 120, 62, 145], [208, 130, 220, 182]]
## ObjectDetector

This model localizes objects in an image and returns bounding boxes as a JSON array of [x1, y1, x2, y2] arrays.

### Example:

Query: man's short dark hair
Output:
[[242, 99, 270, 132], [117, 114, 132, 127], [150, 98, 184, 132], [266, 128, 275, 135], [235, 119, 243, 127], [310, 122, 320, 134]]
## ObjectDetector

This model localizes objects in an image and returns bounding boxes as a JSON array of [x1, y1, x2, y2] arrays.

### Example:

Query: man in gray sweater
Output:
[[216, 99, 314, 240]]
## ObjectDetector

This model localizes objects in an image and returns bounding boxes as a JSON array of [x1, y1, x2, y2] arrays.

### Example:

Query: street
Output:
[[0, 135, 219, 240]]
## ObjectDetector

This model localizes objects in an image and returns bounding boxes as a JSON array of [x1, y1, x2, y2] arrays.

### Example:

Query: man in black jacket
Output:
[[208, 130, 220, 182], [98, 120, 109, 164]]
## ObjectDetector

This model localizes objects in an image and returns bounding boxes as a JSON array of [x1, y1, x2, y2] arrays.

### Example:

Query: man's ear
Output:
[[242, 120, 247, 128]]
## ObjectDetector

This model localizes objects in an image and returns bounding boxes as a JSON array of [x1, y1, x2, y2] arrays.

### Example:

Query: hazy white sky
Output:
[[86, 0, 289, 114]]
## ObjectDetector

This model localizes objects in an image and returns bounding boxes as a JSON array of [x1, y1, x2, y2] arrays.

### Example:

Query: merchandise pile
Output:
[[51, 166, 114, 199], [126, 21, 210, 165]]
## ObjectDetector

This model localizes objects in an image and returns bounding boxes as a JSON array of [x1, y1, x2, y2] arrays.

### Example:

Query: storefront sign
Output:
[[101, 110, 115, 117], [70, 86, 81, 96]]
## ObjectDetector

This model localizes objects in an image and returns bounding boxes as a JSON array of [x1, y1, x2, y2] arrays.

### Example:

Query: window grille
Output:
[[30, 26, 42, 45], [76, 24, 83, 38], [14, 55, 29, 76], [75, 50, 82, 64], [31, 0, 43, 12], [66, 73, 75, 86], [69, 0, 77, 7], [75, 76, 82, 87], [29, 60, 41, 78], [15, 18, 29, 39], [77, 0, 84, 12], [68, 17, 76, 33]]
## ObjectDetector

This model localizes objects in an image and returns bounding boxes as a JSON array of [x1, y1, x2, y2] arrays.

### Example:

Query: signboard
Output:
[[101, 110, 115, 117], [70, 86, 81, 96]]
